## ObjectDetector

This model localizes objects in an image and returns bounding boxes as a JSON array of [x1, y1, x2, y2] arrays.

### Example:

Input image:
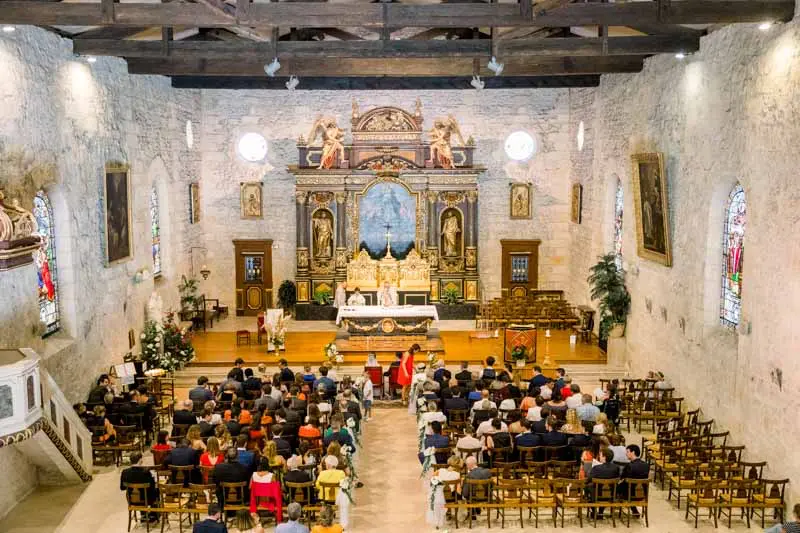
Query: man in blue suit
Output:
[[419, 421, 450, 464], [235, 434, 255, 472]]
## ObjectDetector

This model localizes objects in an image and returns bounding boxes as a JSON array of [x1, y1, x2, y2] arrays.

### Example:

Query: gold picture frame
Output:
[[189, 182, 200, 224], [631, 152, 672, 266], [571, 183, 582, 224], [510, 182, 532, 220], [240, 181, 263, 219], [103, 161, 133, 266]]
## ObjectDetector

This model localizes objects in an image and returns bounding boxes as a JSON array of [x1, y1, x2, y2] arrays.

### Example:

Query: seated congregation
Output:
[[78, 358, 374, 532]]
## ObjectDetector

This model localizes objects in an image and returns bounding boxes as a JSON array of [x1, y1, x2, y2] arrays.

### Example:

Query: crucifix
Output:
[[384, 222, 393, 258]]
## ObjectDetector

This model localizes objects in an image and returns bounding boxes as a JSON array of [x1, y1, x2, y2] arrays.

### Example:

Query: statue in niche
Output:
[[441, 210, 462, 257], [0, 191, 37, 240], [308, 117, 345, 170], [147, 290, 164, 322], [429, 115, 465, 169], [312, 211, 334, 258]]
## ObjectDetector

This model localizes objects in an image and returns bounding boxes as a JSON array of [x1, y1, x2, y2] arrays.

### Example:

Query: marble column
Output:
[[295, 191, 309, 276], [465, 190, 478, 272], [334, 192, 348, 278], [426, 190, 440, 271]]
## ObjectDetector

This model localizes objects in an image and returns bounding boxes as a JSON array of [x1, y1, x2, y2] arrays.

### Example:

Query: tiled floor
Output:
[[0, 409, 762, 532]]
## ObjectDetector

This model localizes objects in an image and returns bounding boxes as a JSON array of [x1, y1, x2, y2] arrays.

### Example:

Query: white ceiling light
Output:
[[86, 56, 97, 63], [237, 132, 268, 162], [504, 131, 536, 162], [2, 26, 15, 33], [577, 120, 585, 152], [675, 52, 685, 59], [185, 120, 194, 149], [758, 22, 772, 31]]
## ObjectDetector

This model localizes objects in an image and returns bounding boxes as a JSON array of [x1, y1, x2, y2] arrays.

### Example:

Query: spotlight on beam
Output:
[[86, 56, 97, 64], [470, 75, 485, 90], [264, 57, 281, 77], [758, 21, 773, 31], [286, 75, 299, 91], [487, 56, 504, 76], [675, 52, 686, 59], [2, 26, 15, 33]]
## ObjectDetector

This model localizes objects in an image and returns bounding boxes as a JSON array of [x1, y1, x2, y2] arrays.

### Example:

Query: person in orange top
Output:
[[398, 343, 421, 405], [299, 416, 323, 448]]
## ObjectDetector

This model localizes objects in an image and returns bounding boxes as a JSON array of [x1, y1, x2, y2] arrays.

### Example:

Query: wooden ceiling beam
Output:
[[125, 55, 647, 77], [74, 35, 699, 59], [0, 1, 793, 28]]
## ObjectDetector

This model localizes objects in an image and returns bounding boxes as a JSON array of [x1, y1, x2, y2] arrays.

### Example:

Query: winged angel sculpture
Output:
[[308, 116, 345, 170], [429, 115, 466, 169]]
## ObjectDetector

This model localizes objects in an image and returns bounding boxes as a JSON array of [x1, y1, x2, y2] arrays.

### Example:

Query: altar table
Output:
[[335, 305, 439, 336]]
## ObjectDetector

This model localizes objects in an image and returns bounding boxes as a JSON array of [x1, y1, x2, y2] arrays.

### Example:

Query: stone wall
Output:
[[571, 22, 800, 500], [197, 89, 576, 304], [0, 26, 199, 517]]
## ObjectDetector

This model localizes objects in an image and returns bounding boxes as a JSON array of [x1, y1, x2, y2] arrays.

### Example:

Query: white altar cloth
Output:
[[335, 305, 439, 325]]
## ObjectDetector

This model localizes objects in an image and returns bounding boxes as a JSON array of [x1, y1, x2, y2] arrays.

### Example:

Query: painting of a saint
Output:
[[357, 181, 417, 258], [189, 182, 200, 224], [312, 210, 334, 258], [240, 182, 263, 219], [104, 163, 132, 265], [510, 183, 531, 219], [441, 210, 462, 257], [631, 152, 672, 266], [571, 183, 582, 224]]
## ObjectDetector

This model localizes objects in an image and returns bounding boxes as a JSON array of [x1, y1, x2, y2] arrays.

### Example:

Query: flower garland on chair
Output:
[[420, 446, 436, 479]]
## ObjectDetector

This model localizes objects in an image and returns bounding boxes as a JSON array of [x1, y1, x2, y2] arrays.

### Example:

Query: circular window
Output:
[[577, 121, 585, 152], [237, 132, 268, 162], [504, 131, 536, 161], [185, 120, 194, 149]]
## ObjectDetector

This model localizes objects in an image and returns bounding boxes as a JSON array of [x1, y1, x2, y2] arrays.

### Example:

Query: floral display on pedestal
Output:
[[141, 312, 196, 372]]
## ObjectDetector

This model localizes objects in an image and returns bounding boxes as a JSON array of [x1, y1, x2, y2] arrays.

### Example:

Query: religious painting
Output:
[[440, 208, 463, 258], [357, 180, 417, 258], [631, 153, 672, 266], [510, 183, 531, 220], [311, 209, 334, 258], [103, 162, 133, 265], [240, 181, 263, 219], [571, 183, 583, 224], [189, 182, 200, 224]]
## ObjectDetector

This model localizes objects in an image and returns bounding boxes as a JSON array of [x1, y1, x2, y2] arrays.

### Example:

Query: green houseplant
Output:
[[440, 286, 460, 305], [313, 287, 332, 305], [178, 275, 201, 314], [278, 280, 297, 313], [587, 253, 631, 343]]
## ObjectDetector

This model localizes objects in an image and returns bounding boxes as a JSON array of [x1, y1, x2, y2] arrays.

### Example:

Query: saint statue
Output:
[[377, 281, 398, 307], [313, 214, 333, 257], [0, 192, 37, 240], [429, 115, 465, 169], [308, 117, 345, 170], [442, 212, 461, 257], [146, 290, 163, 322]]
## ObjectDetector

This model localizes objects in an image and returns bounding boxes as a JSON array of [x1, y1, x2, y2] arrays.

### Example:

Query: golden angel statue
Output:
[[308, 116, 345, 170], [429, 115, 466, 169]]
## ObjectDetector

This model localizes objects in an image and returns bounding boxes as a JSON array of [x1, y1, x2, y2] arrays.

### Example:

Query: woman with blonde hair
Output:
[[186, 424, 207, 451], [228, 509, 264, 533], [261, 440, 286, 471], [593, 412, 609, 435], [215, 424, 232, 450], [311, 503, 343, 533], [200, 437, 224, 482]]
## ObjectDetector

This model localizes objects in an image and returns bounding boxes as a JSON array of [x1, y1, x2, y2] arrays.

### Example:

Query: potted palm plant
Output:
[[587, 253, 631, 350]]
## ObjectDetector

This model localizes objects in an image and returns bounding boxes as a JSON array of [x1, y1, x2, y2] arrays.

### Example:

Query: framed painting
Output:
[[510, 182, 532, 220], [571, 183, 582, 224], [240, 181, 263, 219], [103, 162, 133, 265], [631, 152, 672, 266], [189, 182, 200, 224]]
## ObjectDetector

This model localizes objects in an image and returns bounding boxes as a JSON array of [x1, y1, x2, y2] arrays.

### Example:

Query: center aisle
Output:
[[350, 407, 428, 532]]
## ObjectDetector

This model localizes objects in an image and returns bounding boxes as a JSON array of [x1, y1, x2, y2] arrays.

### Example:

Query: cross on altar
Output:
[[384, 222, 393, 258]]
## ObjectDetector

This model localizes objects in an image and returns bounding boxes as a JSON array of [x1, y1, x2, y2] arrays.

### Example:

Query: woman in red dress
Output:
[[398, 343, 421, 405]]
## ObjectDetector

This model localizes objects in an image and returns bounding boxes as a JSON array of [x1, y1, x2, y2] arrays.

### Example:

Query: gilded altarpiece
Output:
[[290, 101, 484, 304]]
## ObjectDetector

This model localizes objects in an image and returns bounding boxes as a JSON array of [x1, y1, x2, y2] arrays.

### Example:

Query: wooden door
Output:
[[500, 239, 540, 298], [233, 239, 273, 316]]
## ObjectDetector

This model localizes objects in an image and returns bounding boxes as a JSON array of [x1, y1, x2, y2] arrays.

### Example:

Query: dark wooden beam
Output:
[[66, 26, 152, 40], [126, 55, 646, 76], [0, 1, 793, 28], [319, 28, 364, 41], [74, 35, 698, 59], [170, 74, 601, 89], [628, 23, 706, 36]]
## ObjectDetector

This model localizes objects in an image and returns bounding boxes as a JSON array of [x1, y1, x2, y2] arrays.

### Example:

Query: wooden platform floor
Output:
[[189, 329, 605, 367]]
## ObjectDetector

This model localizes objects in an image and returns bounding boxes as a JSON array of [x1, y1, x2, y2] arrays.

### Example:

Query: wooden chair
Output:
[[553, 478, 589, 528], [169, 464, 196, 487], [159, 483, 190, 533], [151, 447, 169, 467], [236, 330, 251, 346], [220, 481, 249, 517], [448, 409, 469, 431], [493, 477, 527, 528], [318, 480, 342, 505], [548, 460, 577, 480], [463, 478, 493, 528], [124, 482, 157, 532], [750, 478, 789, 528], [620, 478, 649, 527], [667, 460, 701, 508], [171, 423, 191, 439], [589, 478, 619, 527], [718, 478, 756, 528], [525, 478, 557, 527], [685, 479, 724, 528]]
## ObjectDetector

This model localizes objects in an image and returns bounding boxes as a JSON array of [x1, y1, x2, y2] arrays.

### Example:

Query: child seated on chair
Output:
[[303, 365, 316, 385]]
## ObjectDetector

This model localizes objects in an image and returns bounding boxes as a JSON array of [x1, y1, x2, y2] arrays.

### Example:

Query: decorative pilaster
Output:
[[295, 191, 309, 276], [465, 190, 478, 273], [335, 192, 348, 278], [426, 190, 439, 272]]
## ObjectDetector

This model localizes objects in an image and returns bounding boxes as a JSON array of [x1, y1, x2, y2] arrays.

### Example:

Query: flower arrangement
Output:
[[141, 313, 195, 372], [324, 342, 344, 365], [511, 344, 528, 361], [339, 477, 355, 504], [266, 312, 288, 350], [430, 477, 443, 510], [420, 446, 436, 478], [427, 351, 436, 367]]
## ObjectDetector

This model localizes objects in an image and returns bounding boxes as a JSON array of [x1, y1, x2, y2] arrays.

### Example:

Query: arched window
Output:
[[720, 183, 746, 328], [32, 191, 60, 336], [150, 185, 162, 277], [613, 179, 624, 269]]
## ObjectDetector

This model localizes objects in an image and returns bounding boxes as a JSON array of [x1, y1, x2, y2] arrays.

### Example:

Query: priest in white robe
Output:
[[347, 287, 366, 306], [333, 281, 347, 308], [377, 281, 399, 307]]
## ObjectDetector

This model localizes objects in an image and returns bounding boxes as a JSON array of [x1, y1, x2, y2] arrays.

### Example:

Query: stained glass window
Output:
[[33, 191, 60, 336], [150, 186, 162, 277], [614, 179, 624, 269], [721, 183, 746, 328]]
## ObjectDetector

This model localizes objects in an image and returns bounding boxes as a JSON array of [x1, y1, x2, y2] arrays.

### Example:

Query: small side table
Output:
[[236, 330, 251, 346]]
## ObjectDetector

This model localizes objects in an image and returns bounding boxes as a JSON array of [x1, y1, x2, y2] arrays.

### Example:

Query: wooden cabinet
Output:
[[500, 239, 540, 298], [233, 239, 273, 316]]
